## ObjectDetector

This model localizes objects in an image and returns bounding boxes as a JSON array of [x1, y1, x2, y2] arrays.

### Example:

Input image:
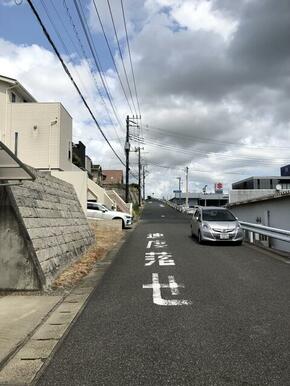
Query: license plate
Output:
[[220, 234, 229, 239]]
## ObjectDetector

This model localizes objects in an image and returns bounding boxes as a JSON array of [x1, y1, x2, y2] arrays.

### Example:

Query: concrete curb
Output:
[[0, 224, 138, 386]]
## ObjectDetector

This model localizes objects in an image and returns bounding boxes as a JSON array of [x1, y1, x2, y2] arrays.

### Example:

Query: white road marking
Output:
[[145, 252, 175, 266], [161, 215, 165, 218], [143, 273, 192, 306], [160, 204, 165, 207], [147, 233, 164, 239], [146, 240, 168, 249]]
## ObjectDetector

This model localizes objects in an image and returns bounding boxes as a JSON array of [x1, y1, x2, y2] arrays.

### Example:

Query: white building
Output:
[[0, 75, 130, 213], [0, 74, 73, 171]]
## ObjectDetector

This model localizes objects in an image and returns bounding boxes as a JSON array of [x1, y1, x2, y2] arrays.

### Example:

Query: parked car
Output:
[[190, 206, 243, 244], [87, 202, 132, 228]]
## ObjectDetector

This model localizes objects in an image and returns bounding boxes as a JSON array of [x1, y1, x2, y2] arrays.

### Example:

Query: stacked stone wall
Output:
[[6, 169, 94, 288]]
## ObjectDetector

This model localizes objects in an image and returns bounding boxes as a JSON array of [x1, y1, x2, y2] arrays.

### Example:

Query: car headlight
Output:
[[125, 216, 132, 219], [202, 223, 210, 230]]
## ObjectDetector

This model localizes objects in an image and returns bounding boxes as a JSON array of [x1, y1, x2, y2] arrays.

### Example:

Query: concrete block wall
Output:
[[1, 169, 95, 289]]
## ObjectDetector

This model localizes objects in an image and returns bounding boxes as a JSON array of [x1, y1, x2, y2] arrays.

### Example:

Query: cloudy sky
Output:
[[0, 0, 290, 197]]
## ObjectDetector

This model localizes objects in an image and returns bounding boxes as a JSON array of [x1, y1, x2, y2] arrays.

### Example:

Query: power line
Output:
[[147, 161, 266, 176], [92, 0, 134, 115], [26, 0, 125, 166], [44, 0, 123, 150], [73, 0, 125, 139], [137, 134, 290, 166], [120, 0, 141, 118], [107, 0, 138, 115], [61, 0, 126, 151], [144, 124, 290, 151]]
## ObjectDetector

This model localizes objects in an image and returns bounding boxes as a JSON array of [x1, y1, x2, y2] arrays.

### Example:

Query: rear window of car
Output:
[[87, 203, 100, 210], [202, 209, 236, 221]]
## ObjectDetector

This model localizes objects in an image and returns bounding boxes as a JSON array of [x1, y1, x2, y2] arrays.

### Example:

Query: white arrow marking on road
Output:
[[143, 273, 192, 306]]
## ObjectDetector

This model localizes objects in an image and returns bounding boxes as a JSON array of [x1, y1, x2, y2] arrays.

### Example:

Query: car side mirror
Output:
[[102, 209, 106, 213]]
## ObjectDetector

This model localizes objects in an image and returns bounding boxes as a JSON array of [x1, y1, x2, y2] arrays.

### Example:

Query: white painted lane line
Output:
[[143, 273, 192, 306], [160, 204, 165, 207], [161, 215, 165, 218]]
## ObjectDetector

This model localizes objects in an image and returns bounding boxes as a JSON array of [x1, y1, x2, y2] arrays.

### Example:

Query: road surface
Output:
[[37, 200, 290, 385]]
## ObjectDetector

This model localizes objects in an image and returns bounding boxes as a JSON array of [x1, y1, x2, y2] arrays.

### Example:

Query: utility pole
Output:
[[138, 147, 141, 206], [125, 115, 130, 203], [176, 177, 181, 205], [125, 115, 141, 203], [202, 184, 207, 207], [143, 165, 146, 200], [185, 166, 189, 207]]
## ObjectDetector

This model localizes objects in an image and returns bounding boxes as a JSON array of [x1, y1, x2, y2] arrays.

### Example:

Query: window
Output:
[[11, 92, 16, 103], [202, 209, 236, 221], [68, 142, 71, 160]]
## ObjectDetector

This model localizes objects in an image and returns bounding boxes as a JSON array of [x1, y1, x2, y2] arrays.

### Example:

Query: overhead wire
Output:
[[107, 0, 138, 115], [60, 0, 127, 151], [144, 124, 290, 151], [26, 0, 125, 166], [73, 0, 125, 143], [120, 0, 141, 118], [139, 137, 289, 167], [91, 0, 134, 115]]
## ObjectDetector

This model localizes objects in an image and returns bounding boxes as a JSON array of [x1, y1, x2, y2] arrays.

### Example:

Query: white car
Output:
[[87, 202, 133, 228]]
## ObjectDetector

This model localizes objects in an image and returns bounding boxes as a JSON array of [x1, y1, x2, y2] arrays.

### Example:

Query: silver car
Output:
[[190, 206, 243, 245]]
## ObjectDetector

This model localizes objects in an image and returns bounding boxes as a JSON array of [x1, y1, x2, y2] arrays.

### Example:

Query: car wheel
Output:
[[198, 231, 203, 244]]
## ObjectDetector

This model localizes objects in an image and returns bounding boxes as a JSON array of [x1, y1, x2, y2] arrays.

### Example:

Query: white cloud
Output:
[[1, 0, 290, 198]]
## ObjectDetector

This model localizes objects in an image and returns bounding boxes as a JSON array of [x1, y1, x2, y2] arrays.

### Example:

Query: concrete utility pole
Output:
[[142, 165, 146, 200], [185, 166, 189, 207], [176, 177, 181, 205], [125, 115, 130, 203], [202, 184, 207, 207], [138, 147, 141, 206], [125, 115, 141, 203]]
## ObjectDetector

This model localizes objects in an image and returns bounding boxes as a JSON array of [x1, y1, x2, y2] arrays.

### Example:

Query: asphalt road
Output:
[[37, 200, 290, 386]]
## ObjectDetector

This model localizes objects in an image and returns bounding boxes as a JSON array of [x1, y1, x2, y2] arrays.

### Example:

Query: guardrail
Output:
[[240, 221, 290, 243]]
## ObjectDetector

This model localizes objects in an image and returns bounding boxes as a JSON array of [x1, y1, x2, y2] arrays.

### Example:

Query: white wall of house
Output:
[[0, 77, 73, 171], [51, 170, 88, 212], [8, 103, 73, 171]]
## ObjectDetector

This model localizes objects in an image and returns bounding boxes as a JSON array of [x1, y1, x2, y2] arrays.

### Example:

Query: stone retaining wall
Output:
[[0, 169, 95, 289]]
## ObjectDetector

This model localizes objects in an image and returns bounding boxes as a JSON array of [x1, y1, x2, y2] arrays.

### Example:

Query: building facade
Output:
[[0, 75, 73, 171], [102, 170, 124, 185], [170, 193, 229, 207]]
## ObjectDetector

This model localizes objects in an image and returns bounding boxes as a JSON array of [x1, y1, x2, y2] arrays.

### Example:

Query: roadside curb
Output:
[[244, 241, 290, 264], [0, 224, 138, 386]]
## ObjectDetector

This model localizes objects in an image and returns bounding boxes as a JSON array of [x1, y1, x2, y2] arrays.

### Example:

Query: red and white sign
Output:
[[215, 182, 223, 193]]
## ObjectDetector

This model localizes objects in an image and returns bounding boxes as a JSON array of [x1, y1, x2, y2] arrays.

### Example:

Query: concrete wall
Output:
[[0, 169, 95, 290], [0, 187, 40, 290], [229, 189, 276, 204], [229, 196, 290, 252], [87, 178, 115, 209]]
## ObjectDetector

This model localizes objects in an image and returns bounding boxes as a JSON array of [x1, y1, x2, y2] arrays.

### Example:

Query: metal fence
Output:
[[240, 221, 290, 243]]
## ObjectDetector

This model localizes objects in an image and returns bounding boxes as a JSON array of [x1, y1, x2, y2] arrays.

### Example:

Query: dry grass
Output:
[[52, 221, 124, 289]]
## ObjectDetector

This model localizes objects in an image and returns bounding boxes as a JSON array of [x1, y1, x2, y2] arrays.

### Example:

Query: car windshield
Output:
[[202, 209, 236, 221]]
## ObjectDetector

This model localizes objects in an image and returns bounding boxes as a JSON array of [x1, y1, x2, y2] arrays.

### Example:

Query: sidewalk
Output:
[[0, 295, 62, 366]]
